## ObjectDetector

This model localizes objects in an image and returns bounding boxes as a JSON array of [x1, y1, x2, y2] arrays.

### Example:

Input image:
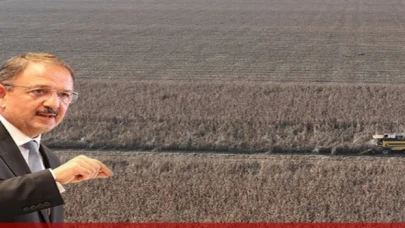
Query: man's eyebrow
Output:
[[28, 84, 46, 88], [29, 85, 74, 92]]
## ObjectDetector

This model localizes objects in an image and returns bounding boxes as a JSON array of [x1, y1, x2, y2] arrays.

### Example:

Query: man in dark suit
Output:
[[0, 53, 113, 222]]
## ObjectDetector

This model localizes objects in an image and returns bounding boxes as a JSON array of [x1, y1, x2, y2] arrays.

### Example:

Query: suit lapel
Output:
[[39, 145, 53, 169], [0, 123, 31, 176], [38, 145, 54, 223]]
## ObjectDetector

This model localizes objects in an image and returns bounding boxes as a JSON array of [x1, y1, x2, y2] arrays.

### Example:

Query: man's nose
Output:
[[43, 92, 61, 108]]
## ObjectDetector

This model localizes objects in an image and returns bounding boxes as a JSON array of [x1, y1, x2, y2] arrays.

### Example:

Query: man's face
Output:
[[0, 62, 74, 138]]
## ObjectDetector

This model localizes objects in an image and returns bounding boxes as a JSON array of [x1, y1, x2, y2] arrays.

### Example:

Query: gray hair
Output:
[[0, 52, 75, 82]]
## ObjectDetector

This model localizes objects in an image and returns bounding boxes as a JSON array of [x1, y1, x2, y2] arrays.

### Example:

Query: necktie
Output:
[[25, 140, 42, 172]]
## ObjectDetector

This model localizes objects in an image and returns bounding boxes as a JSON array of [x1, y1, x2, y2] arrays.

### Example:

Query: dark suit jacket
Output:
[[0, 123, 65, 222]]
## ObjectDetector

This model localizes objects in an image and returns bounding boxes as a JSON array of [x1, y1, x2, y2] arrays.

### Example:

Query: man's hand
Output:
[[53, 155, 113, 184]]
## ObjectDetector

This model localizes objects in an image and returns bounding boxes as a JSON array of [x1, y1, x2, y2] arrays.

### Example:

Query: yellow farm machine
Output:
[[372, 133, 405, 155]]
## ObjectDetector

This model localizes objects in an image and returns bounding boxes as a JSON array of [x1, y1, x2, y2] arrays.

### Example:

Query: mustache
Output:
[[36, 107, 59, 116]]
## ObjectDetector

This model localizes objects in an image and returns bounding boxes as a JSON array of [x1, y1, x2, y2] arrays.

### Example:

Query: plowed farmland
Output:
[[1, 0, 405, 222]]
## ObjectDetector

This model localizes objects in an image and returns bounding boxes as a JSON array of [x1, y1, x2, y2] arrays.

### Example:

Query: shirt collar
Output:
[[0, 114, 41, 147]]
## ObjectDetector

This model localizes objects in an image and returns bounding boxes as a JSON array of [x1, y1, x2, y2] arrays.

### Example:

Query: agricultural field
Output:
[[1, 0, 405, 83], [45, 80, 405, 155], [58, 151, 405, 222], [1, 0, 405, 223]]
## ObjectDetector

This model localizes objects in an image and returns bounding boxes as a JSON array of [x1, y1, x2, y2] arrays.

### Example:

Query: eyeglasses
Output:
[[3, 83, 79, 105]]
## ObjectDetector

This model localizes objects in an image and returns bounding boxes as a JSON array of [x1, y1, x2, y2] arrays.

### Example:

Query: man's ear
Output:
[[0, 84, 7, 98], [0, 84, 7, 108]]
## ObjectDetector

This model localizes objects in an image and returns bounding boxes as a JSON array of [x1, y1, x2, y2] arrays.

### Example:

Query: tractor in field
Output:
[[372, 133, 405, 155]]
